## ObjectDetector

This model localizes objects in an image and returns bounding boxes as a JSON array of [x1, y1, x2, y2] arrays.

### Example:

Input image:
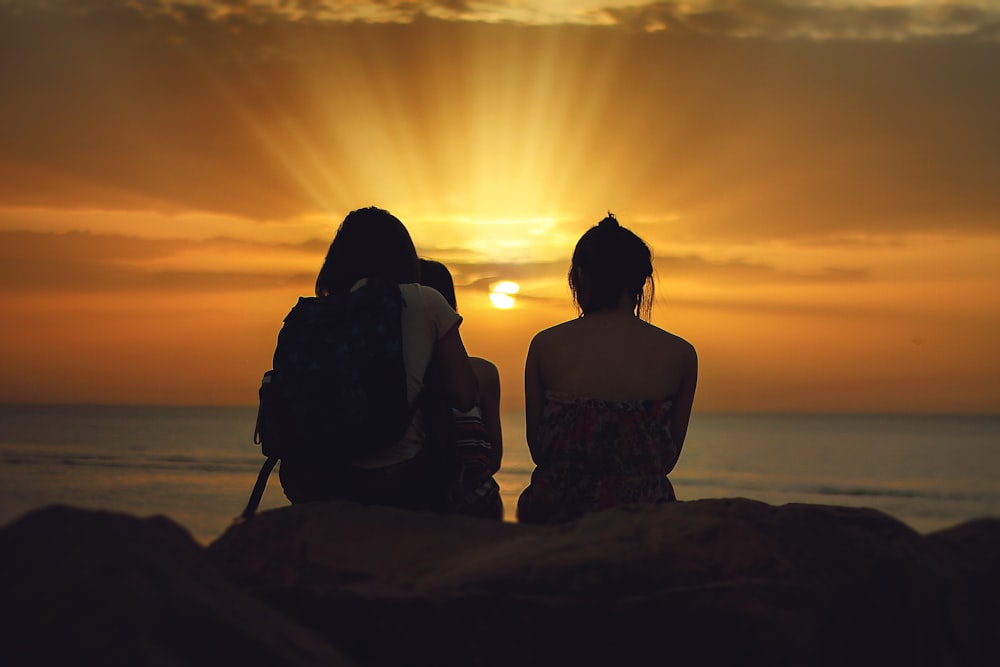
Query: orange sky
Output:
[[1, 1, 998, 414]]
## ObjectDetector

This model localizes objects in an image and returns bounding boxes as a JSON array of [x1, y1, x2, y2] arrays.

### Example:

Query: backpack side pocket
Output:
[[254, 370, 281, 459]]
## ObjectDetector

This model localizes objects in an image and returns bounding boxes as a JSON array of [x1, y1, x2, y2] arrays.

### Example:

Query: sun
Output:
[[489, 281, 520, 309]]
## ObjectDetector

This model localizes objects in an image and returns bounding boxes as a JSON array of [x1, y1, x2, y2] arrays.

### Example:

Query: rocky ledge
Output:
[[2, 499, 998, 666]]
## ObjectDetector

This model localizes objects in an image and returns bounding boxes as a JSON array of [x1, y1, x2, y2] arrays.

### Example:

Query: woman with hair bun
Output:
[[517, 213, 698, 524]]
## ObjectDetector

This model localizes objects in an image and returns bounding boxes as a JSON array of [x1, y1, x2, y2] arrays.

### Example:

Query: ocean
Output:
[[1, 404, 998, 544]]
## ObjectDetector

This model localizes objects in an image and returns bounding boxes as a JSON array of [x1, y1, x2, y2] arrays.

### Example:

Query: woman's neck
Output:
[[583, 293, 638, 318]]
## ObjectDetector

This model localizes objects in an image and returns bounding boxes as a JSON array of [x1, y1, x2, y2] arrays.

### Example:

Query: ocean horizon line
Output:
[[2, 402, 998, 420]]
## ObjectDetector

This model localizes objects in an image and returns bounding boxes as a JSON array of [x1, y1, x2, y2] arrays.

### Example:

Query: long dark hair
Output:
[[315, 207, 420, 296], [569, 213, 654, 319]]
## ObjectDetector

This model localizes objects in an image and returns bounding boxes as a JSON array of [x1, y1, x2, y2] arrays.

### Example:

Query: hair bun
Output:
[[599, 212, 619, 229]]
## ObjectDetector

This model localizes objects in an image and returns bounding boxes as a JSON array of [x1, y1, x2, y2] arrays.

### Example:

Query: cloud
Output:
[[0, 230, 318, 292], [11, 1, 999, 38], [661, 253, 870, 285], [420, 244, 871, 293], [7, 0, 1000, 40], [1, 227, 868, 299], [445, 260, 567, 287], [596, 1, 1000, 40], [2, 3, 999, 243]]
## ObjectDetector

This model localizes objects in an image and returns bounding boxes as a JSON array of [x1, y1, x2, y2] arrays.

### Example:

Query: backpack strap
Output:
[[235, 456, 277, 523]]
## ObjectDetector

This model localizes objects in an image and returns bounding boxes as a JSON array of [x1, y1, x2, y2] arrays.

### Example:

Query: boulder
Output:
[[209, 498, 1000, 667], [3, 500, 997, 667], [0, 505, 352, 666]]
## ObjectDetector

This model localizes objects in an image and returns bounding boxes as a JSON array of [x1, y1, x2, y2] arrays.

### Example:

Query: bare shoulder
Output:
[[528, 319, 580, 350], [643, 322, 697, 364], [662, 327, 697, 356]]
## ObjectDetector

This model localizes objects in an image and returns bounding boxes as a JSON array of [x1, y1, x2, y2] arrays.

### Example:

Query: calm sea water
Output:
[[1, 404, 998, 544]]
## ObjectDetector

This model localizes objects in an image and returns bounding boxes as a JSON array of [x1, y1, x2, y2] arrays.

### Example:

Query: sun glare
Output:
[[489, 280, 520, 309]]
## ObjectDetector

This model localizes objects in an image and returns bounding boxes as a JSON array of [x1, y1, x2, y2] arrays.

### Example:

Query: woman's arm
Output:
[[524, 334, 545, 464], [434, 325, 479, 412], [471, 357, 503, 473], [668, 341, 699, 455]]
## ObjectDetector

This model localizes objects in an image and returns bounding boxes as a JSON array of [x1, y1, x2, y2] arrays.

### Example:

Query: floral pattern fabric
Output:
[[517, 389, 679, 524]]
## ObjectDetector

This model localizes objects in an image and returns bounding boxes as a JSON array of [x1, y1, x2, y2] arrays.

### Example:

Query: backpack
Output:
[[239, 280, 412, 520]]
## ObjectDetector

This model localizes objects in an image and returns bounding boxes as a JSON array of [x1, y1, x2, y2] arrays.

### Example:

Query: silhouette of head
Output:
[[315, 206, 420, 296], [419, 259, 458, 310], [569, 213, 654, 319]]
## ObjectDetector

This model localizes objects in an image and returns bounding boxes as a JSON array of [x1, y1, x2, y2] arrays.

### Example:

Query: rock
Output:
[[4, 500, 997, 667], [209, 498, 1000, 667], [925, 518, 1000, 664], [0, 505, 353, 666]]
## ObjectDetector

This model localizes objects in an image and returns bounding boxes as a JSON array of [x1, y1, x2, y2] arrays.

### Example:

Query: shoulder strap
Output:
[[235, 456, 277, 523]]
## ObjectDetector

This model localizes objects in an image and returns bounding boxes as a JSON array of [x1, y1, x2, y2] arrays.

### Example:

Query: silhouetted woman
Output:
[[278, 207, 478, 508], [517, 214, 697, 524], [419, 259, 503, 519]]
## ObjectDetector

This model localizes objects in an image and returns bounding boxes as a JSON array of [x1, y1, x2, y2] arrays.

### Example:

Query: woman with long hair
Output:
[[517, 214, 698, 523], [278, 206, 479, 508]]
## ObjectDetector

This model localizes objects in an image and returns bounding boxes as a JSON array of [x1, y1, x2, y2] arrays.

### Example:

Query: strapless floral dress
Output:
[[517, 389, 679, 524]]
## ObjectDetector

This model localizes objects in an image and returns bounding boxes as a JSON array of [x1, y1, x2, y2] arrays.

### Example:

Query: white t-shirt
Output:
[[353, 282, 462, 468]]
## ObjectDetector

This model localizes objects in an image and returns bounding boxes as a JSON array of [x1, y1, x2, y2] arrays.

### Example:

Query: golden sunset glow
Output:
[[489, 281, 520, 310], [2, 1, 999, 414], [489, 292, 516, 310]]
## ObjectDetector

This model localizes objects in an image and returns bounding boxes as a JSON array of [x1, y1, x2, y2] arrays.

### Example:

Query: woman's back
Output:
[[529, 311, 694, 401], [520, 312, 696, 523]]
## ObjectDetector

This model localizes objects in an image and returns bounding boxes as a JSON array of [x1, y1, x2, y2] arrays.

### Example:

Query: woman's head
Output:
[[419, 259, 458, 310], [315, 207, 420, 296], [569, 213, 654, 319]]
